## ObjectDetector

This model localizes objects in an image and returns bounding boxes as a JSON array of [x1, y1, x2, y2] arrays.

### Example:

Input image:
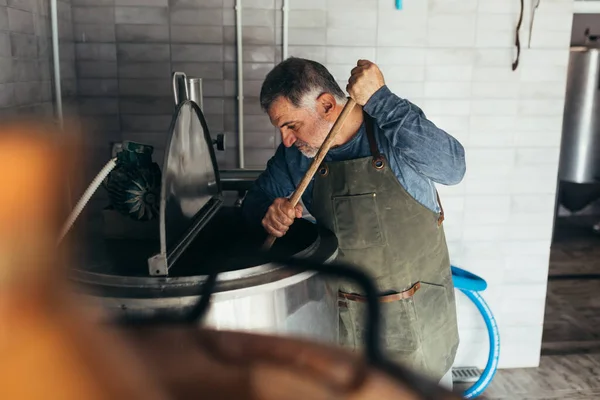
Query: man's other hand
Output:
[[347, 60, 385, 106], [262, 198, 303, 238]]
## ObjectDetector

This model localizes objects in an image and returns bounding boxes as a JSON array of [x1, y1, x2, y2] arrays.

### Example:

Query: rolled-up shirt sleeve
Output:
[[363, 85, 466, 185]]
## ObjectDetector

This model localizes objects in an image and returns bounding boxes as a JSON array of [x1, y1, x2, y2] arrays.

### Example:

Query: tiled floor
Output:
[[463, 217, 600, 399]]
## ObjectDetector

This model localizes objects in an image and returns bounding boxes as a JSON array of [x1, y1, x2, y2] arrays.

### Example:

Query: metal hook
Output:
[[528, 0, 541, 49]]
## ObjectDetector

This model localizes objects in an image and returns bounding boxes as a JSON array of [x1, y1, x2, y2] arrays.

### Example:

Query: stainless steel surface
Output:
[[559, 47, 600, 184], [172, 71, 204, 111], [188, 78, 203, 110], [73, 216, 340, 344], [219, 169, 263, 192], [75, 90, 339, 345], [79, 267, 338, 344], [150, 100, 223, 276], [172, 71, 189, 106]]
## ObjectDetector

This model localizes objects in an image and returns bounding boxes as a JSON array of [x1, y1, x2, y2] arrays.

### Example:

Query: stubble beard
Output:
[[295, 119, 333, 159]]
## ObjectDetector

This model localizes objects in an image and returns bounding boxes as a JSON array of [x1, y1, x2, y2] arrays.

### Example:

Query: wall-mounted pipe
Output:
[[282, 0, 289, 60], [50, 0, 63, 129], [50, 0, 72, 209], [235, 0, 245, 169], [188, 78, 203, 111]]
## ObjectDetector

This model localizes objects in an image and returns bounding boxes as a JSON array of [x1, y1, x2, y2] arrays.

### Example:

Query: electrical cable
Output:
[[180, 255, 452, 400], [184, 271, 218, 324], [251, 256, 383, 364], [512, 0, 524, 71]]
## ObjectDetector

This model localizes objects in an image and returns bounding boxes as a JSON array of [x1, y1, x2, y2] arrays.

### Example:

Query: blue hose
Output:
[[451, 266, 500, 399]]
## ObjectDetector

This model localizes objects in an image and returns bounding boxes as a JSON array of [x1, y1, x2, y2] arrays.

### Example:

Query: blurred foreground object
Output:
[[0, 121, 167, 400], [0, 121, 462, 400]]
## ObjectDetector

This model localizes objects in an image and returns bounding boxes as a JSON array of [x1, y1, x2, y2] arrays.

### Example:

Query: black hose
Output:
[[116, 253, 450, 400], [185, 271, 218, 324], [238, 256, 383, 364], [184, 254, 448, 400]]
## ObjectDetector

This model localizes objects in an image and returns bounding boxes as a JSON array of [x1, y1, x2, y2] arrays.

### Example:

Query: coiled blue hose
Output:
[[451, 266, 500, 399]]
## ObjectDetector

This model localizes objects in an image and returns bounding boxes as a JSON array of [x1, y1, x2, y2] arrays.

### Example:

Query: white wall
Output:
[[288, 0, 573, 368]]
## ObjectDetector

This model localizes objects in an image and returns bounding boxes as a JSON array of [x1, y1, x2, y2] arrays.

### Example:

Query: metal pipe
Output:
[[235, 0, 245, 168], [172, 71, 188, 106], [188, 78, 204, 111], [219, 169, 262, 192], [50, 0, 72, 209], [282, 0, 289, 60], [50, 0, 63, 129]]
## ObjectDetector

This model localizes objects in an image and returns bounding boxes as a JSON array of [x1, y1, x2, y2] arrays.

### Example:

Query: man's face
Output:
[[267, 96, 333, 158]]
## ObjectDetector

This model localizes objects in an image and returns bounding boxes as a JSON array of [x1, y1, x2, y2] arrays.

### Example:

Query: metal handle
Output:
[[212, 133, 225, 151], [172, 71, 189, 106], [188, 77, 203, 110]]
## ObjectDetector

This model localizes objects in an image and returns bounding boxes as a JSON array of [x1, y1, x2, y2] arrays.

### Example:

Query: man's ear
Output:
[[316, 93, 337, 118]]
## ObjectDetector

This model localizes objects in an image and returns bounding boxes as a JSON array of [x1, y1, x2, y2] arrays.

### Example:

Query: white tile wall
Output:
[[283, 0, 573, 369]]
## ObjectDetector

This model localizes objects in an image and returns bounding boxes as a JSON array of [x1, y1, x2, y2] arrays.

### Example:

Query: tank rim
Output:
[[69, 222, 339, 299]]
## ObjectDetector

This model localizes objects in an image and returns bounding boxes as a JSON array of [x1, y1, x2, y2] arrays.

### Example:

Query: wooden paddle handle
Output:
[[262, 98, 357, 250]]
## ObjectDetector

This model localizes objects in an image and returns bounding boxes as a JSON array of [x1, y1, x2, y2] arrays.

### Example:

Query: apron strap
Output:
[[363, 112, 386, 169], [364, 111, 444, 226], [436, 190, 444, 226], [338, 282, 421, 304]]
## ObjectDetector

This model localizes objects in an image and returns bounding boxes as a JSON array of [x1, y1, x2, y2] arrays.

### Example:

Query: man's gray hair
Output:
[[260, 57, 346, 113]]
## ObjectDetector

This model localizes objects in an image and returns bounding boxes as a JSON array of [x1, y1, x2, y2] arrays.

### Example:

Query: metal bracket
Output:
[[148, 253, 168, 276]]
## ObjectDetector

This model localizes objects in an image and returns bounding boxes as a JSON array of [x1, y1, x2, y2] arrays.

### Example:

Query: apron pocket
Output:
[[412, 281, 450, 338], [411, 281, 455, 379], [332, 193, 385, 250], [380, 298, 419, 352], [338, 295, 419, 353]]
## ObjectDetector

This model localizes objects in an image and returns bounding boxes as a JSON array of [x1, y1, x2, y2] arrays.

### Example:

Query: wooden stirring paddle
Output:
[[262, 98, 357, 250]]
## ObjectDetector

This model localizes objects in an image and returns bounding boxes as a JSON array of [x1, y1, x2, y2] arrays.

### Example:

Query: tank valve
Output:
[[212, 134, 226, 151]]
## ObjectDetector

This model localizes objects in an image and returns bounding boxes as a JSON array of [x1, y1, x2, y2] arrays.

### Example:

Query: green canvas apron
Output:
[[310, 112, 459, 381]]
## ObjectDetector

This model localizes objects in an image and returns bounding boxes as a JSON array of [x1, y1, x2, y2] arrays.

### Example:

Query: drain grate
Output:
[[452, 367, 481, 383]]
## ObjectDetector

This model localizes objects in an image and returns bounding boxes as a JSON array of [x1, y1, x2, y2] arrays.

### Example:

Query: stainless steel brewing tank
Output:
[[559, 47, 600, 184], [70, 100, 340, 345], [72, 210, 339, 343]]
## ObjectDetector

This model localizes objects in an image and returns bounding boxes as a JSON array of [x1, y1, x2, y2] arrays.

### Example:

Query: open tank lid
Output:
[[148, 100, 223, 276]]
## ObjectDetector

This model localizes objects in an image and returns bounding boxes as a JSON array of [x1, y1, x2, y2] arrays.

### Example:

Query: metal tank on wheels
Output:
[[558, 42, 600, 232]]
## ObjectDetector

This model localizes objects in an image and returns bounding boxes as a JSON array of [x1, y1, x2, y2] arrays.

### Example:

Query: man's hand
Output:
[[346, 60, 385, 106], [262, 198, 303, 238]]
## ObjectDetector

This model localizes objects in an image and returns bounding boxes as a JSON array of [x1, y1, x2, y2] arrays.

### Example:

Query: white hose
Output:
[[57, 158, 117, 244]]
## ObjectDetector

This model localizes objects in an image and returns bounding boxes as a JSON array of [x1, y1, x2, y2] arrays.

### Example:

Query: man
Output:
[[241, 58, 466, 387]]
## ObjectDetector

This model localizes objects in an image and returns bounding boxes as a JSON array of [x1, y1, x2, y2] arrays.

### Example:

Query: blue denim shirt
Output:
[[241, 85, 466, 226]]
